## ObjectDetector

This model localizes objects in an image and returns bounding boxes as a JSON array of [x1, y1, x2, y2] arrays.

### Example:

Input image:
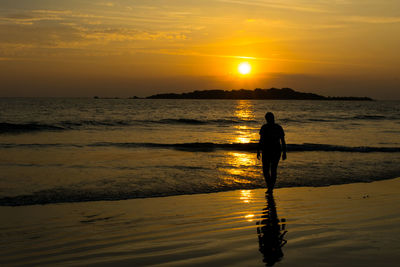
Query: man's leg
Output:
[[262, 157, 271, 188], [270, 157, 280, 191]]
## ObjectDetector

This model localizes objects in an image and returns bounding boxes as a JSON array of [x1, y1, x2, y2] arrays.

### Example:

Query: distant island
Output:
[[146, 88, 373, 101]]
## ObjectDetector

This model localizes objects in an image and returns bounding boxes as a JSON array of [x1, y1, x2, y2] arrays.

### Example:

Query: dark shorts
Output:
[[262, 150, 281, 162]]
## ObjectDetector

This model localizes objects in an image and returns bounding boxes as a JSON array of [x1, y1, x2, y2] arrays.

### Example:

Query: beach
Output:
[[1, 177, 399, 266], [2, 0, 400, 265]]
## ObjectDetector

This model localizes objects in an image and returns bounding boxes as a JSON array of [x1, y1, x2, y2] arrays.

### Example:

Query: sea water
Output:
[[0, 98, 399, 205]]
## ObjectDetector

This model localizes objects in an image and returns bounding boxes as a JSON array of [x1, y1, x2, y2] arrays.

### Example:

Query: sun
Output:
[[238, 62, 251, 75]]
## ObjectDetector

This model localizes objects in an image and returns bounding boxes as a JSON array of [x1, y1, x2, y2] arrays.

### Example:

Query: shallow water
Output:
[[1, 98, 399, 205]]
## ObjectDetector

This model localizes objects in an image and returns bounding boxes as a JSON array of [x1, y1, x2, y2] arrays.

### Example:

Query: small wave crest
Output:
[[61, 120, 130, 127], [0, 186, 254, 206], [159, 118, 206, 124], [1, 113, 395, 134], [352, 115, 387, 120], [89, 142, 400, 153], [0, 118, 258, 134], [0, 122, 65, 134], [1, 174, 399, 206], [156, 118, 253, 125], [282, 115, 393, 124], [288, 143, 400, 152], [2, 141, 400, 153]]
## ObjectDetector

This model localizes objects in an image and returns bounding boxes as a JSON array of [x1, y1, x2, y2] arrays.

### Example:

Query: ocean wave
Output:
[[0, 122, 65, 134], [285, 115, 394, 124], [0, 118, 258, 134], [61, 120, 130, 127], [1, 174, 398, 206], [352, 115, 387, 120], [1, 141, 400, 153], [307, 118, 337, 122], [0, 186, 253, 206], [158, 118, 207, 124], [156, 118, 255, 125], [1, 113, 396, 134], [95, 142, 400, 152], [0, 143, 84, 148], [287, 143, 400, 152]]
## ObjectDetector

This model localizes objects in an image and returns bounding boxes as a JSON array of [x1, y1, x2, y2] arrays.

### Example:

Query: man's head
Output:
[[265, 112, 275, 124]]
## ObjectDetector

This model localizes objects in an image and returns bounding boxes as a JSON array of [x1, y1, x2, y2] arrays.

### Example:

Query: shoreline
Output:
[[2, 175, 400, 207], [1, 177, 399, 266]]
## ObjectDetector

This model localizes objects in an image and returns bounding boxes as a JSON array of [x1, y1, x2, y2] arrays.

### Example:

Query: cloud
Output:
[[0, 9, 106, 26], [244, 18, 347, 30], [218, 0, 328, 13], [0, 7, 193, 59], [136, 48, 372, 68], [82, 28, 190, 42], [97, 2, 115, 7], [343, 16, 400, 24], [0, 12, 63, 25]]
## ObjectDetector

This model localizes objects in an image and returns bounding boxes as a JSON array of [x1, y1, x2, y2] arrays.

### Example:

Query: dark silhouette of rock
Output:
[[146, 88, 373, 101]]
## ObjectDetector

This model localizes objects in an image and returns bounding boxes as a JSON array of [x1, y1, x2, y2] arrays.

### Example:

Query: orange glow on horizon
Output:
[[1, 1, 399, 98]]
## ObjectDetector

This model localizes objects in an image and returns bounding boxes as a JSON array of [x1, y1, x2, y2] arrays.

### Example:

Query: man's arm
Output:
[[281, 135, 287, 160], [257, 127, 263, 160]]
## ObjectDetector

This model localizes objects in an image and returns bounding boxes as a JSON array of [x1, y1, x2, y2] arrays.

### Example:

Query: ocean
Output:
[[1, 98, 399, 206]]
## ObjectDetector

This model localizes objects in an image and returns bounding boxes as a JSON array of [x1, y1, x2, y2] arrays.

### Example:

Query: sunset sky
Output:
[[1, 0, 399, 98]]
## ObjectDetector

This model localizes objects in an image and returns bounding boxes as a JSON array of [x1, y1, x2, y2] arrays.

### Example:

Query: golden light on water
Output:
[[235, 135, 252, 144], [229, 152, 254, 166], [240, 190, 253, 203], [235, 100, 255, 121], [221, 99, 259, 186], [244, 214, 255, 222], [234, 125, 254, 144], [223, 152, 257, 183], [233, 100, 257, 144]]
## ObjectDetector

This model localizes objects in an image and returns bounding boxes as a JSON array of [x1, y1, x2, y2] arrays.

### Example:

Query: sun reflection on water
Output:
[[220, 100, 262, 191], [240, 190, 252, 203], [241, 191, 255, 222], [235, 100, 256, 121], [232, 100, 258, 144], [234, 125, 254, 143], [230, 152, 254, 166], [244, 213, 255, 222], [224, 151, 257, 179]]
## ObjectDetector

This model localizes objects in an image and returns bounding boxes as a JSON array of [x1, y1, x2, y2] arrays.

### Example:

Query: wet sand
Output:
[[1, 178, 399, 266]]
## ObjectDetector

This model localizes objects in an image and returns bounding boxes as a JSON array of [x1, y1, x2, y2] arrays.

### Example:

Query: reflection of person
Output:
[[257, 193, 287, 266], [257, 112, 286, 192]]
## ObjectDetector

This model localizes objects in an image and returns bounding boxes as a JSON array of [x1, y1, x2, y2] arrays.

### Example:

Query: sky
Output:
[[0, 0, 399, 99]]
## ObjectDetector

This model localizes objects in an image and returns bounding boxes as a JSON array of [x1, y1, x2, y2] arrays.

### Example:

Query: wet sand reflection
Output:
[[256, 193, 287, 266]]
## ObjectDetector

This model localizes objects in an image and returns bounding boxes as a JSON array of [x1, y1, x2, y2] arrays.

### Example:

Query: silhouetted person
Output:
[[257, 112, 286, 192], [257, 193, 287, 266]]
